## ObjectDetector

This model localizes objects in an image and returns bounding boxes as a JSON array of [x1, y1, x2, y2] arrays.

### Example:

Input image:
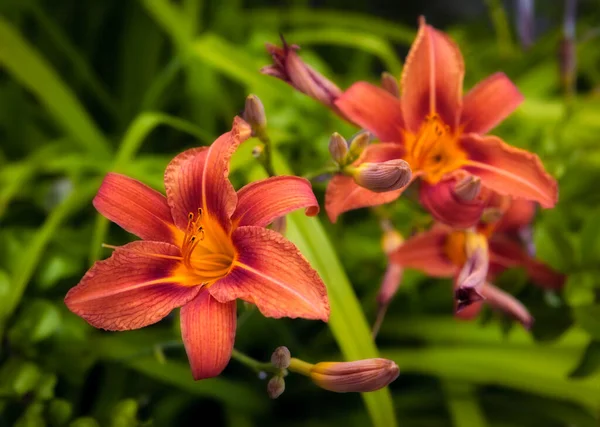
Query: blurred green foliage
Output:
[[1, 0, 600, 426]]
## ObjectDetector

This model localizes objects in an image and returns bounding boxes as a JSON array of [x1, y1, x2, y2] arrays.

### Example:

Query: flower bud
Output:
[[453, 175, 481, 202], [329, 133, 349, 165], [309, 358, 399, 393], [381, 72, 400, 98], [243, 94, 267, 134], [271, 346, 291, 369], [348, 132, 371, 159], [267, 376, 285, 399], [351, 160, 412, 193], [262, 40, 342, 108], [481, 283, 534, 329]]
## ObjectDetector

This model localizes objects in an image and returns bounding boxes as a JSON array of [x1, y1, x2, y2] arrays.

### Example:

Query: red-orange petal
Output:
[[325, 143, 408, 222], [419, 178, 486, 229], [209, 226, 330, 321], [233, 176, 319, 228], [93, 173, 176, 244], [334, 82, 406, 143], [494, 199, 536, 233], [164, 117, 252, 232], [64, 241, 200, 331], [488, 235, 565, 290], [180, 291, 236, 380], [460, 72, 524, 134], [401, 17, 465, 132], [389, 227, 457, 277], [461, 133, 558, 208]]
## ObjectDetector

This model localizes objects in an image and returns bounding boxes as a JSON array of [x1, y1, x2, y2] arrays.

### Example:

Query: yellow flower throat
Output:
[[403, 114, 467, 184]]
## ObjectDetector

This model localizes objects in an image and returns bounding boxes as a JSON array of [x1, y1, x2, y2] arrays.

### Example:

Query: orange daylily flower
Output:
[[65, 117, 330, 380], [388, 199, 564, 327], [263, 18, 558, 224]]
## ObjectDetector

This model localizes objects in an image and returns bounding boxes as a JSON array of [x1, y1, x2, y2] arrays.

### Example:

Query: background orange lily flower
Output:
[[65, 117, 330, 380]]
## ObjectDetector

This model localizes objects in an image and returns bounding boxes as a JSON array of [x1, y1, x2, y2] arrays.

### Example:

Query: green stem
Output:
[[230, 349, 279, 374], [303, 165, 340, 181], [256, 131, 277, 177], [485, 0, 515, 57], [287, 357, 314, 376]]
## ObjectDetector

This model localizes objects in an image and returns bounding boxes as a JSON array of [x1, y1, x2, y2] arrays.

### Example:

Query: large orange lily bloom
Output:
[[388, 199, 564, 326], [65, 117, 330, 380], [263, 18, 558, 224]]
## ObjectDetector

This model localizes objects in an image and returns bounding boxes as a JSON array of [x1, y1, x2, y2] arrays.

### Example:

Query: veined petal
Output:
[[165, 117, 252, 231], [64, 241, 200, 331], [461, 133, 558, 208], [419, 178, 486, 229], [460, 72, 524, 134], [209, 226, 329, 321], [488, 235, 565, 290], [233, 176, 319, 228], [325, 143, 408, 222], [180, 291, 236, 380], [389, 227, 456, 277], [93, 173, 176, 244], [401, 17, 465, 132], [455, 246, 488, 312], [334, 81, 406, 143]]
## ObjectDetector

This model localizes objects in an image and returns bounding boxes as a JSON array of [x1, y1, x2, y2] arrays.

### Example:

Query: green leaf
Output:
[[579, 208, 600, 266], [8, 299, 62, 345], [570, 341, 600, 378], [442, 381, 487, 427], [0, 16, 110, 156], [573, 305, 600, 340]]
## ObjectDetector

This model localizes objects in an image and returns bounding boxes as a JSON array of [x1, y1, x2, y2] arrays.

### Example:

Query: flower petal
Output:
[[480, 282, 534, 329], [164, 117, 252, 231], [334, 82, 406, 143], [389, 227, 457, 277], [180, 291, 236, 380], [419, 178, 486, 229], [93, 173, 176, 244], [64, 241, 200, 331], [460, 72, 524, 134], [494, 199, 536, 233], [488, 235, 565, 290], [401, 17, 465, 132], [325, 143, 408, 222], [233, 176, 319, 228], [455, 246, 488, 312], [209, 226, 329, 321], [461, 133, 558, 208]]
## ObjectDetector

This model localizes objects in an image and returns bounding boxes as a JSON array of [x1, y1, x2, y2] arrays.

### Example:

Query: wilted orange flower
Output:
[[263, 18, 558, 225], [65, 117, 330, 380], [388, 199, 564, 327]]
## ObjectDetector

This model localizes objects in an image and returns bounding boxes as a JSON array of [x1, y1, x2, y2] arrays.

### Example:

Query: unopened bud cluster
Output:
[[328, 132, 371, 168], [266, 346, 291, 399]]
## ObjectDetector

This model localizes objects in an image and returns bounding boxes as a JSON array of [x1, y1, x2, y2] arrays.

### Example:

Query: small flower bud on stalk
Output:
[[453, 175, 481, 202], [381, 72, 400, 98], [348, 132, 371, 160], [307, 359, 399, 393], [271, 346, 291, 369], [350, 160, 412, 193], [267, 376, 286, 399], [243, 94, 267, 136], [329, 133, 349, 165]]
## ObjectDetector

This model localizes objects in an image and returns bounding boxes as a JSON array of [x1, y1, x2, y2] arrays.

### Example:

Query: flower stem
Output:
[[230, 348, 279, 374], [303, 165, 340, 181], [287, 357, 314, 376], [485, 0, 515, 57], [255, 130, 277, 177]]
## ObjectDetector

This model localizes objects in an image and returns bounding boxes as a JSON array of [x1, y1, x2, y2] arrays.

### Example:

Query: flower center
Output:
[[444, 230, 467, 266], [403, 114, 466, 184], [179, 208, 234, 285]]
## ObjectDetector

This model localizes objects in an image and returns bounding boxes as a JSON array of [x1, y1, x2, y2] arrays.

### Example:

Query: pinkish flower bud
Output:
[[381, 72, 400, 98], [309, 359, 399, 393], [351, 160, 412, 193], [453, 175, 481, 202], [329, 132, 349, 165], [348, 132, 371, 159], [243, 94, 267, 134], [271, 346, 291, 369], [455, 232, 489, 312], [267, 376, 285, 399], [262, 40, 342, 108]]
